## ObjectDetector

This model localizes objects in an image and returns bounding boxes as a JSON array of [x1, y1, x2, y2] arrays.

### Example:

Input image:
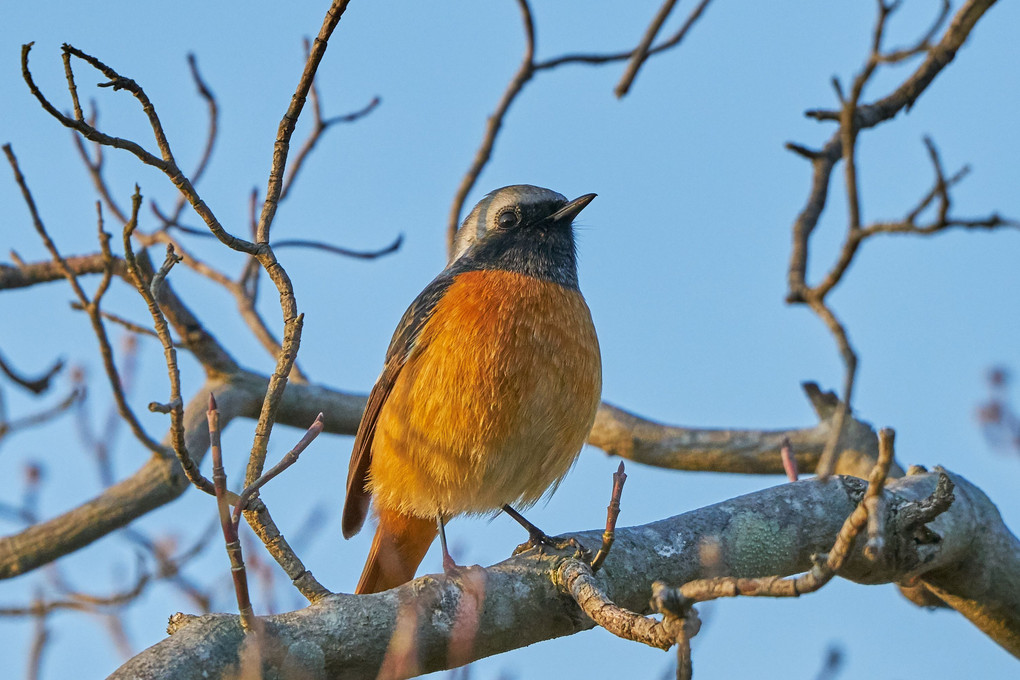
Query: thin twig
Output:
[[447, 0, 712, 253], [781, 2, 1010, 478], [535, 0, 713, 71], [70, 304, 185, 346], [1, 571, 149, 616], [24, 42, 258, 253], [0, 384, 83, 445], [154, 53, 220, 229], [232, 413, 324, 527], [208, 394, 258, 633], [281, 51, 380, 201], [254, 0, 352, 243], [614, 0, 678, 98], [273, 235, 403, 260], [26, 590, 48, 680], [590, 462, 627, 572], [120, 188, 217, 496], [4, 144, 166, 457], [446, 0, 536, 255]]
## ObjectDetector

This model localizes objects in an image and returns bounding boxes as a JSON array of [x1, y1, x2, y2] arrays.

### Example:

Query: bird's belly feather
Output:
[[369, 270, 602, 518]]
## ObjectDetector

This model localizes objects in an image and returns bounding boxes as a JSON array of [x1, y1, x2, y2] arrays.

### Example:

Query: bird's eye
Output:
[[497, 209, 519, 229]]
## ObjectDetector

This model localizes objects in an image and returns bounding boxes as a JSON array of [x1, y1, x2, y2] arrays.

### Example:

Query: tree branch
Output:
[[109, 469, 1020, 678]]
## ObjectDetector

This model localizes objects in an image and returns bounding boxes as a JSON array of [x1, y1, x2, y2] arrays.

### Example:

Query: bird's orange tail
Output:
[[355, 507, 438, 594]]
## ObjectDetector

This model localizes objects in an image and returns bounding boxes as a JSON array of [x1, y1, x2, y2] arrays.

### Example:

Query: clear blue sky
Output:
[[2, 1, 1019, 678]]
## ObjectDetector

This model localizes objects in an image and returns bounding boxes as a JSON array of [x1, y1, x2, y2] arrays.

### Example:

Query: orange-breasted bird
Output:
[[342, 185, 602, 594]]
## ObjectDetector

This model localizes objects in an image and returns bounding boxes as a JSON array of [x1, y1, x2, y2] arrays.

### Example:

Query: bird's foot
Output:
[[513, 532, 591, 560], [443, 550, 462, 575], [440, 558, 487, 593], [503, 504, 590, 558]]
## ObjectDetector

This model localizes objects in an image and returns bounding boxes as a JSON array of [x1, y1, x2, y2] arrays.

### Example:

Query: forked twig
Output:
[[207, 394, 324, 631]]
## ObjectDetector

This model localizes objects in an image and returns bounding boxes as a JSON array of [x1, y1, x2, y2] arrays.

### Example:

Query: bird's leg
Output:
[[437, 515, 460, 573], [504, 505, 589, 558], [502, 505, 553, 545]]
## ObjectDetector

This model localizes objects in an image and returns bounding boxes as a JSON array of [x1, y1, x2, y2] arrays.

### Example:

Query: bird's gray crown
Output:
[[448, 184, 588, 289], [451, 185, 569, 262]]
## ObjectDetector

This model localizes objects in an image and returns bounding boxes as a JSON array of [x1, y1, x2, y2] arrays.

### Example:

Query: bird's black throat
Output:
[[454, 220, 580, 289]]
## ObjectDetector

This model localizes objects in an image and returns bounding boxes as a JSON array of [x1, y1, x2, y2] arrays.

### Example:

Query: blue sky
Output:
[[2, 1, 1019, 678]]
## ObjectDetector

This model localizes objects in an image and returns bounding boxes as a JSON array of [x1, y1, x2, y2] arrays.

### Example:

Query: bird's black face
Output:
[[455, 191, 595, 289]]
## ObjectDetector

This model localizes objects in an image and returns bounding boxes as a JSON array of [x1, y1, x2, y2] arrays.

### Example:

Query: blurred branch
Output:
[[0, 351, 64, 395], [813, 645, 845, 680], [26, 590, 49, 680], [977, 367, 1020, 455], [150, 53, 219, 230], [71, 104, 129, 225], [1, 576, 150, 617], [0, 383, 83, 447]]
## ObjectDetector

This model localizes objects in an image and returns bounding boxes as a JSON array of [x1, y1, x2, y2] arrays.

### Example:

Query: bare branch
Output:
[[151, 53, 220, 230], [272, 234, 403, 260], [23, 42, 257, 254], [111, 469, 1020, 677], [4, 144, 166, 457], [614, 0, 679, 98], [588, 384, 892, 480], [0, 351, 63, 395], [120, 189, 218, 496], [208, 394, 258, 633], [0, 384, 83, 445], [282, 81, 380, 200], [534, 0, 713, 71], [232, 413, 324, 527], [254, 0, 352, 243], [785, 0, 1005, 477], [446, 0, 536, 255], [589, 462, 627, 573], [446, 0, 712, 253], [3, 559, 149, 616]]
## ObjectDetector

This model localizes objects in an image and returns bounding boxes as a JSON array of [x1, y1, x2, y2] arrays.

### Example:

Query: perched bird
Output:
[[343, 185, 602, 594]]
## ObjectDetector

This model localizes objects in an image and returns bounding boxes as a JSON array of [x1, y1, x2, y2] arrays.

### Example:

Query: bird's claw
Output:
[[512, 533, 591, 560]]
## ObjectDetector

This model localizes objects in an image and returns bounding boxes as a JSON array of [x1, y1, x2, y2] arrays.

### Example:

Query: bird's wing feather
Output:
[[342, 271, 458, 538]]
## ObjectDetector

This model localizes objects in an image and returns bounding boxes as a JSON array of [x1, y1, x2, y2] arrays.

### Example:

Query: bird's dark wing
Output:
[[342, 271, 458, 538]]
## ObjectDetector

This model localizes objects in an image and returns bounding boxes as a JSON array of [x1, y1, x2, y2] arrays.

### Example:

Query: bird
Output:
[[342, 184, 602, 594]]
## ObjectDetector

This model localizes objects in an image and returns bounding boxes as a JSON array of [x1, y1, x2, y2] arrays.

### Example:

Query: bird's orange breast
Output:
[[368, 269, 602, 518]]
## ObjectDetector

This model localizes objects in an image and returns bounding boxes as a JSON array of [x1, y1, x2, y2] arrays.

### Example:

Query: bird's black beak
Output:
[[549, 193, 597, 224]]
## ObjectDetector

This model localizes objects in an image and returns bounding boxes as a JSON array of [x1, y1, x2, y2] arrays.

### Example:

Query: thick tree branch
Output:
[[110, 470, 1020, 678]]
